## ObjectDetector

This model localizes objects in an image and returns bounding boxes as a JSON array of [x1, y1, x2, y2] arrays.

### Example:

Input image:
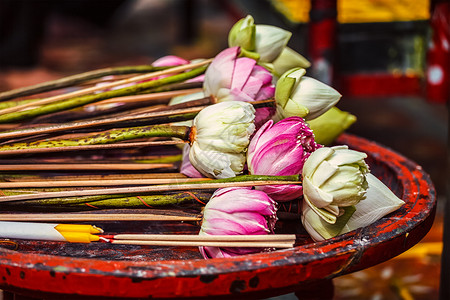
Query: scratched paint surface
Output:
[[0, 134, 436, 299]]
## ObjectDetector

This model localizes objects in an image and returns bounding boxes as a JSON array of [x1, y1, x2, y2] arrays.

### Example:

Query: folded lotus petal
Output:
[[255, 25, 292, 62], [199, 187, 277, 259], [207, 189, 276, 215], [290, 76, 341, 120], [240, 76, 264, 99], [251, 65, 274, 85], [272, 47, 311, 76], [189, 143, 238, 178], [303, 176, 334, 208], [250, 135, 305, 175], [341, 173, 405, 233], [303, 147, 334, 176], [180, 144, 205, 178], [229, 88, 257, 102], [231, 57, 257, 90], [204, 47, 239, 97], [255, 84, 276, 101]]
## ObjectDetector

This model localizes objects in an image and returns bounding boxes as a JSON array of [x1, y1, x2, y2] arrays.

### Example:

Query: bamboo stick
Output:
[[0, 66, 208, 124], [84, 88, 202, 107], [0, 60, 212, 115], [0, 177, 211, 188], [112, 234, 296, 242], [0, 177, 301, 202], [109, 240, 293, 248], [0, 163, 176, 171]]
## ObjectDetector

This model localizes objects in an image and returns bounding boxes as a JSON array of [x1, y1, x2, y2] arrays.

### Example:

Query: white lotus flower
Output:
[[302, 173, 405, 241], [302, 145, 369, 224], [189, 101, 255, 178]]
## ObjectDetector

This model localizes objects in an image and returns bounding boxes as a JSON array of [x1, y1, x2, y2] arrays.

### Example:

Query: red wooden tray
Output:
[[0, 134, 436, 299]]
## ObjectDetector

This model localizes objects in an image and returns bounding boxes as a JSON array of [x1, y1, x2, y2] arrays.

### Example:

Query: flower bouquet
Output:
[[0, 15, 421, 262]]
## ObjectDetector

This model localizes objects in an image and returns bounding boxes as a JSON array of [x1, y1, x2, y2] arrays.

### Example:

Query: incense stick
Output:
[[84, 88, 202, 107], [109, 240, 293, 248], [0, 180, 301, 203], [0, 59, 212, 115], [0, 163, 176, 171], [111, 234, 296, 242], [0, 213, 201, 222]]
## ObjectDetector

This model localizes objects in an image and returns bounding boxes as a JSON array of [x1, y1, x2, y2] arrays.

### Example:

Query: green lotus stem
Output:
[[0, 65, 169, 101], [0, 98, 38, 109], [69, 192, 211, 209], [188, 174, 300, 184], [0, 124, 190, 153], [0, 191, 211, 211], [135, 154, 182, 163], [0, 66, 207, 123]]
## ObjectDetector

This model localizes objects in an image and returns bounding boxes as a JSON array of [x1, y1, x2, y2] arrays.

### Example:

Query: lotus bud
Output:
[[203, 47, 275, 103], [307, 107, 357, 145], [275, 68, 342, 121], [302, 173, 405, 241], [199, 187, 277, 258], [247, 117, 321, 201], [228, 15, 292, 63], [302, 145, 370, 224], [228, 15, 256, 52], [272, 47, 311, 77], [189, 101, 255, 178]]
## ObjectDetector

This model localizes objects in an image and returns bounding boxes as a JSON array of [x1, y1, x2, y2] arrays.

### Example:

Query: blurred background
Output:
[[0, 0, 448, 299]]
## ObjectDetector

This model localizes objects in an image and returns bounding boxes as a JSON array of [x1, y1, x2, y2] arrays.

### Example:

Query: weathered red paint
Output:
[[0, 134, 436, 299]]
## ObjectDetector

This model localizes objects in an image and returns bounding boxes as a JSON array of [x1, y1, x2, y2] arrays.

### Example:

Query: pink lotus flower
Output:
[[247, 117, 321, 201], [203, 47, 276, 126], [199, 187, 277, 259], [204, 47, 275, 102]]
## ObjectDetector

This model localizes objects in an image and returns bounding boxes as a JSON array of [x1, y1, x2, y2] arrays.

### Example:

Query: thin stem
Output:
[[0, 175, 301, 202], [0, 105, 205, 141], [0, 177, 210, 188], [0, 65, 170, 101], [0, 163, 176, 171], [0, 172, 187, 182], [0, 140, 186, 155], [0, 213, 201, 222], [0, 65, 208, 123], [0, 60, 210, 115], [1, 192, 212, 210]]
